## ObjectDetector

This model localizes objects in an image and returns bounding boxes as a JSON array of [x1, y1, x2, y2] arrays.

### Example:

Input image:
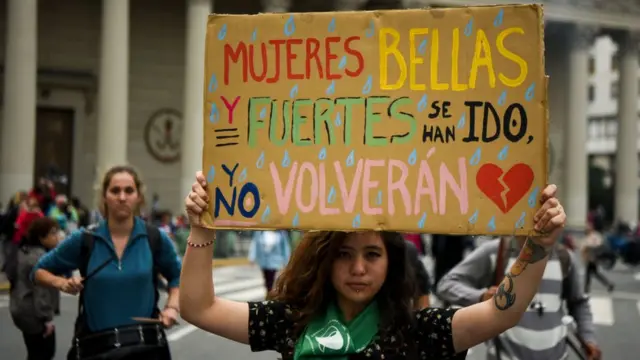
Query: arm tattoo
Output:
[[494, 274, 517, 310], [493, 238, 550, 311]]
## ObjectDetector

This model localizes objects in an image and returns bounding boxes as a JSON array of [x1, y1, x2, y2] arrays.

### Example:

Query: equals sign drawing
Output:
[[214, 128, 239, 147]]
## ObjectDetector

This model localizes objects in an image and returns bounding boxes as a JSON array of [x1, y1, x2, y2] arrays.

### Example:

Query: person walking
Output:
[[10, 217, 62, 360], [32, 165, 183, 360]]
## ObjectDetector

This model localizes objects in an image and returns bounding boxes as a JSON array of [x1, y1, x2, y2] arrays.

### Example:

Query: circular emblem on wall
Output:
[[144, 108, 182, 163]]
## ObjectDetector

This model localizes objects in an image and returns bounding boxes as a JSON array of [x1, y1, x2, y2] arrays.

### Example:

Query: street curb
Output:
[[212, 257, 251, 268]]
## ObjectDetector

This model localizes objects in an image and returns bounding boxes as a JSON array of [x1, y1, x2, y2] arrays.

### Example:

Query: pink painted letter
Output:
[[270, 161, 298, 214], [295, 162, 318, 213], [439, 157, 469, 215], [387, 160, 411, 216]]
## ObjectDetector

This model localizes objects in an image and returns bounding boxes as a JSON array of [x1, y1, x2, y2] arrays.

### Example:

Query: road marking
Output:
[[634, 272, 640, 281], [167, 324, 198, 341], [167, 287, 265, 342], [589, 296, 614, 326]]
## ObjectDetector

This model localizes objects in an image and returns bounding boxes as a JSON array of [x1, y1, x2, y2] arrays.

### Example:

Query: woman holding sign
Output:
[[180, 171, 566, 360]]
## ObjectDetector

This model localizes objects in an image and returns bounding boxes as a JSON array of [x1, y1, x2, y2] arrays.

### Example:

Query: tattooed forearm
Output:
[[510, 238, 550, 277], [494, 274, 517, 310], [493, 238, 550, 311]]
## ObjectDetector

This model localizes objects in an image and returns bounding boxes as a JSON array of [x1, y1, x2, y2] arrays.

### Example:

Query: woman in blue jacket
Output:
[[32, 165, 183, 360], [248, 230, 291, 295]]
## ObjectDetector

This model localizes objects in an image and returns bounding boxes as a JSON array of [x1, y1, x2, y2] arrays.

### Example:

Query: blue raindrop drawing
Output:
[[260, 206, 271, 223], [334, 113, 342, 126], [326, 80, 336, 96], [238, 168, 247, 183], [493, 9, 504, 27], [259, 107, 267, 119], [346, 150, 355, 167], [256, 151, 265, 169], [487, 216, 497, 232], [365, 20, 375, 38], [209, 103, 219, 123], [498, 90, 507, 106], [207, 166, 216, 183], [251, 28, 257, 42], [464, 18, 474, 37], [292, 212, 300, 227], [456, 114, 466, 129], [208, 74, 218, 93], [376, 190, 383, 206], [318, 147, 327, 160], [418, 39, 428, 55], [328, 18, 336, 32], [469, 147, 482, 165], [408, 149, 417, 165], [352, 214, 361, 228], [281, 150, 291, 168], [468, 209, 479, 224], [417, 94, 428, 112], [289, 84, 299, 98], [284, 15, 296, 36], [418, 212, 427, 229], [339, 55, 347, 69], [525, 83, 536, 101], [528, 186, 540, 208], [217, 24, 227, 40], [362, 75, 372, 95], [498, 145, 509, 160], [327, 186, 337, 204], [515, 212, 526, 228]]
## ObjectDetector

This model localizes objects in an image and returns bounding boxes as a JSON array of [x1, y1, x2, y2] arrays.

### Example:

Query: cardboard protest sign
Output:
[[201, 4, 548, 235]]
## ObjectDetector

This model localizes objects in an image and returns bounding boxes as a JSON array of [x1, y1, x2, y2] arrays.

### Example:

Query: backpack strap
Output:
[[74, 229, 96, 336], [145, 224, 163, 316]]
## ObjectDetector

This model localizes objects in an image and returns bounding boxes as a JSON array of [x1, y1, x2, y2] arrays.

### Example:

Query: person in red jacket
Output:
[[13, 196, 44, 245]]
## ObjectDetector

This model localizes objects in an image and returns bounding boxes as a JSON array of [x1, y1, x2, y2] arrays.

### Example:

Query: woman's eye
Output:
[[366, 252, 381, 259], [338, 251, 350, 258]]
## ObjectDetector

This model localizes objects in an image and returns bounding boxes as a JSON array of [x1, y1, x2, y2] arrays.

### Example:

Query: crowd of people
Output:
[[0, 164, 613, 360]]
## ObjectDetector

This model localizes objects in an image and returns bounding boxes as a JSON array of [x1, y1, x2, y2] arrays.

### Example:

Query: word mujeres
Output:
[[211, 153, 469, 220]]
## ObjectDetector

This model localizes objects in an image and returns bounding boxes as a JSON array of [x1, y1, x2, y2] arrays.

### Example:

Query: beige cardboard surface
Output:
[[201, 4, 548, 235]]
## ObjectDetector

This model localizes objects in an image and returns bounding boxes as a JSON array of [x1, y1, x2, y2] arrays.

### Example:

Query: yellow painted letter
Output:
[[497, 27, 528, 87], [468, 29, 496, 89], [451, 28, 468, 91], [430, 29, 449, 90], [379, 28, 406, 90], [409, 28, 428, 91]]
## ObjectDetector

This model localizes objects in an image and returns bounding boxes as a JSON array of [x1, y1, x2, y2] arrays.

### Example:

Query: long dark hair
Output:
[[269, 231, 418, 343]]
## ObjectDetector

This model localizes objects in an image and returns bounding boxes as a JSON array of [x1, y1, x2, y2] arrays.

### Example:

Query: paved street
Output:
[[1, 258, 639, 359]]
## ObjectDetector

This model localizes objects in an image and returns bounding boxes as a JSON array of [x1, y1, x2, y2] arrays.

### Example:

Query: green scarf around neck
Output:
[[293, 300, 380, 360]]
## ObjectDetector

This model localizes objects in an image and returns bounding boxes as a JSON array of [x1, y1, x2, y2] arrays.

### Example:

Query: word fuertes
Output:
[[222, 27, 529, 91], [213, 94, 532, 147]]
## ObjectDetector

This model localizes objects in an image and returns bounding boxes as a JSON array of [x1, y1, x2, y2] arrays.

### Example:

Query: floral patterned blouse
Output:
[[248, 300, 468, 360]]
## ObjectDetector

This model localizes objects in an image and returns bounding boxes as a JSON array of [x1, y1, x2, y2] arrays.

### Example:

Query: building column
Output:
[[180, 0, 212, 202], [564, 24, 598, 232], [95, 0, 129, 178], [0, 0, 37, 202], [260, 0, 291, 12], [614, 31, 640, 224]]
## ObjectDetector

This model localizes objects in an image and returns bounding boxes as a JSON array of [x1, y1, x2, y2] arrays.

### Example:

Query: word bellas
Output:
[[247, 95, 420, 147], [380, 27, 528, 91], [224, 37, 364, 85]]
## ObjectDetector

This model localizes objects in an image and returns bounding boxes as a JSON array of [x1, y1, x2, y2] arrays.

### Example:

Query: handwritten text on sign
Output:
[[202, 5, 548, 235]]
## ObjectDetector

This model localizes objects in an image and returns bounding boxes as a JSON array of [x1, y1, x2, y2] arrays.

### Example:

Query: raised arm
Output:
[[449, 184, 566, 353], [179, 173, 251, 344]]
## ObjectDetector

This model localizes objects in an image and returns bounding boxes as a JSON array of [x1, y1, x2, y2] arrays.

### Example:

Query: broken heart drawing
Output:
[[476, 163, 534, 214]]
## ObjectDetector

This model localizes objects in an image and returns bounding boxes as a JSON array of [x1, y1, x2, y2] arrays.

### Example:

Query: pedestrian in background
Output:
[[248, 230, 291, 295], [10, 217, 61, 360]]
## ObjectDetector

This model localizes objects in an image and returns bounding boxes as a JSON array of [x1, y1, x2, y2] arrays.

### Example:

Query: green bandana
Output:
[[293, 300, 380, 360]]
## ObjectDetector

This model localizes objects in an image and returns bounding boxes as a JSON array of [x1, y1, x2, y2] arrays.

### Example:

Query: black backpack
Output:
[[73, 224, 163, 335]]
